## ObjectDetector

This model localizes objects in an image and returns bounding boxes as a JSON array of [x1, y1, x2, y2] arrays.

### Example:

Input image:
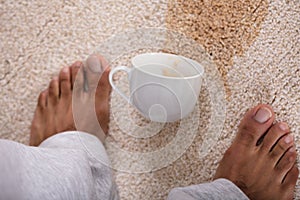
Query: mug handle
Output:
[[109, 66, 131, 103]]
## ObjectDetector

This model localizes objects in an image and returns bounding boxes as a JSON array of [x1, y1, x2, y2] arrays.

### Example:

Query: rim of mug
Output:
[[132, 53, 204, 80]]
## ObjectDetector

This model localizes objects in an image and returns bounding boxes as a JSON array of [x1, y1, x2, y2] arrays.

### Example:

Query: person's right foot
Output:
[[214, 104, 299, 200]]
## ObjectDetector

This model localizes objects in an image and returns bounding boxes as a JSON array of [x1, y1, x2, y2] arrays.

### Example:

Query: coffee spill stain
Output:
[[166, 0, 269, 97]]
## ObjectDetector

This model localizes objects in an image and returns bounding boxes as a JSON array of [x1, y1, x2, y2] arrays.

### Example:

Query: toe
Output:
[[234, 104, 275, 147], [30, 89, 48, 146], [38, 89, 48, 108], [86, 54, 105, 73], [71, 61, 85, 92], [86, 54, 111, 94], [59, 66, 72, 97], [269, 134, 294, 164], [71, 61, 84, 88], [48, 76, 59, 105], [260, 122, 290, 152], [86, 54, 110, 72], [282, 165, 299, 191], [85, 54, 110, 90], [275, 146, 297, 182], [85, 54, 111, 140]]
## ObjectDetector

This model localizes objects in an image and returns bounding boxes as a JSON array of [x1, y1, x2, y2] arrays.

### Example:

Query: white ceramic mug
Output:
[[109, 53, 204, 122]]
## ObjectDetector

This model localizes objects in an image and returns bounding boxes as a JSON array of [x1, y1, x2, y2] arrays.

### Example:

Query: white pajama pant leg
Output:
[[167, 179, 249, 200], [0, 131, 119, 200]]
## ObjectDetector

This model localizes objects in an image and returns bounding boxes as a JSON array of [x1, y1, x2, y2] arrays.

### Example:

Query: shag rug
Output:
[[1, 0, 299, 199]]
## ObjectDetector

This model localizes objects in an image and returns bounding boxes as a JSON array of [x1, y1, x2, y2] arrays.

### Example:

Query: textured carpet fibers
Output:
[[0, 0, 299, 199]]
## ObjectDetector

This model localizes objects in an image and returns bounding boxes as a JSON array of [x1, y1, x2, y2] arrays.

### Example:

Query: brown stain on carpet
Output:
[[166, 0, 269, 96]]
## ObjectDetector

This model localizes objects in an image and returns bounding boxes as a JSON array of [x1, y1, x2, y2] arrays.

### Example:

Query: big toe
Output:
[[234, 104, 275, 147], [86, 54, 108, 73], [85, 54, 110, 90]]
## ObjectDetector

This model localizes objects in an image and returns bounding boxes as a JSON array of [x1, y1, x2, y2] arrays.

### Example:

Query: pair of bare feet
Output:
[[29, 56, 298, 200]]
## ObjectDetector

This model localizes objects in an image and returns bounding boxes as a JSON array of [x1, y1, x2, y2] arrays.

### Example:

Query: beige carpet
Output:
[[0, 0, 299, 199]]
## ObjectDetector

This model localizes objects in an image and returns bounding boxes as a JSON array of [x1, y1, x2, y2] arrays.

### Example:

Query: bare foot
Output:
[[30, 55, 111, 146], [214, 104, 299, 200]]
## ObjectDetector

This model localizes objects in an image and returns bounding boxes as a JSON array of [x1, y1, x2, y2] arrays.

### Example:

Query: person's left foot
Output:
[[214, 104, 298, 200], [30, 55, 111, 146]]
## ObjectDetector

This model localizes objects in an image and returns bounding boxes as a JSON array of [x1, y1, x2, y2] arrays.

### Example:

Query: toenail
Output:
[[253, 107, 272, 123], [63, 67, 69, 73], [284, 135, 293, 144], [53, 76, 58, 81], [279, 123, 289, 131], [87, 55, 102, 73], [289, 146, 296, 153]]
